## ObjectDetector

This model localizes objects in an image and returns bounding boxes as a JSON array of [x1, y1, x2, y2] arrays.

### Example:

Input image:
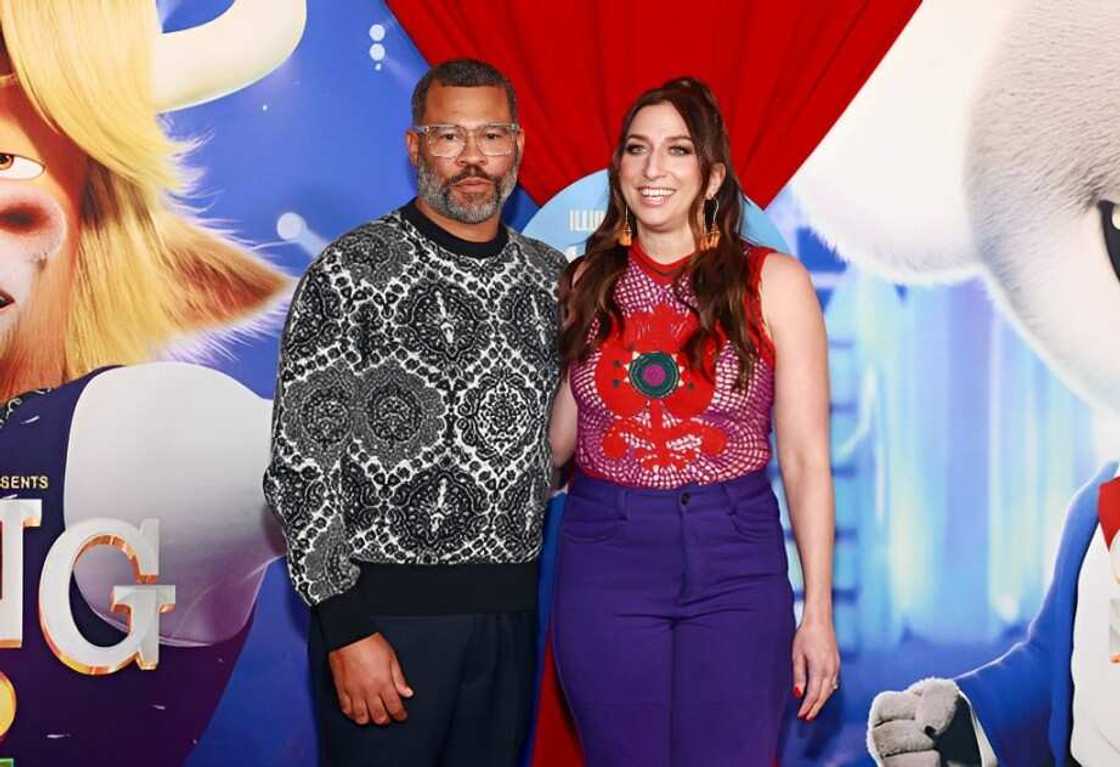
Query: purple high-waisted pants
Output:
[[551, 468, 795, 766]]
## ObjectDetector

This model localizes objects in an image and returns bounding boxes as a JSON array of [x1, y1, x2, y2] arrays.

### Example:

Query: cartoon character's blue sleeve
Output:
[[954, 461, 1115, 766], [955, 578, 1057, 764]]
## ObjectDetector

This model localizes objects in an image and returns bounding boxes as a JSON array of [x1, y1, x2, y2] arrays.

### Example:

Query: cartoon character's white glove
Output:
[[867, 678, 981, 767]]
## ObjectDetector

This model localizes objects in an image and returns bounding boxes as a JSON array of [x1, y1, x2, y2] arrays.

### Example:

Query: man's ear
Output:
[[405, 130, 420, 168]]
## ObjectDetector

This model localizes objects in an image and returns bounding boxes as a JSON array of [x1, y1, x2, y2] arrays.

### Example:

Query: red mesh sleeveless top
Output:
[[571, 242, 776, 489]]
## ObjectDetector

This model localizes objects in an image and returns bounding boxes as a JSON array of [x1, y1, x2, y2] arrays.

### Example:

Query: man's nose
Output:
[[456, 131, 487, 165], [0, 183, 66, 264]]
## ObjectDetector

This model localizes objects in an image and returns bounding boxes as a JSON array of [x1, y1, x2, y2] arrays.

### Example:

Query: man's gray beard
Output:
[[416, 152, 519, 224]]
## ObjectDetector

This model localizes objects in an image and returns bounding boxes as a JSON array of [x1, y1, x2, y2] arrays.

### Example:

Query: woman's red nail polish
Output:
[[794, 686, 803, 698]]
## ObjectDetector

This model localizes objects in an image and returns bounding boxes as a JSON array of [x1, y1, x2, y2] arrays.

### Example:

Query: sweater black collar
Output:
[[401, 199, 509, 259]]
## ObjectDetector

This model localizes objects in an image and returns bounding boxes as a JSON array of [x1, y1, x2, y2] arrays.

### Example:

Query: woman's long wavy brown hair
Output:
[[559, 77, 764, 388]]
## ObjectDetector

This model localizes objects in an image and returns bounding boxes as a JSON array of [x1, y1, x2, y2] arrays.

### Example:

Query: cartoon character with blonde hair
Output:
[[792, 1, 1120, 763], [0, 0, 305, 762], [0, 0, 299, 398]]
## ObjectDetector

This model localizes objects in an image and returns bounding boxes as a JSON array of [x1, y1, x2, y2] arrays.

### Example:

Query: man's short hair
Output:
[[411, 58, 518, 124]]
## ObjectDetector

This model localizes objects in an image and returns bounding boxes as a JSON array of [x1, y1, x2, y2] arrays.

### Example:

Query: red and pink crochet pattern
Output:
[[571, 243, 776, 489]]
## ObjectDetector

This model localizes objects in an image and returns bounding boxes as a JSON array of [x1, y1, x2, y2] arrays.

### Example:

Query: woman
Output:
[[548, 77, 839, 766]]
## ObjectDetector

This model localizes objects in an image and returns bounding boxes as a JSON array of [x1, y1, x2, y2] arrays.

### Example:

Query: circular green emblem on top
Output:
[[629, 352, 680, 398]]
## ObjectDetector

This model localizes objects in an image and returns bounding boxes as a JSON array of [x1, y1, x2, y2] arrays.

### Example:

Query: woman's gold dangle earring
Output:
[[619, 208, 633, 247], [703, 197, 720, 250]]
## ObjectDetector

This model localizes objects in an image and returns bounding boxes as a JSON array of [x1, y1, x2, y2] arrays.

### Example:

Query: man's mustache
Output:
[[447, 166, 500, 186]]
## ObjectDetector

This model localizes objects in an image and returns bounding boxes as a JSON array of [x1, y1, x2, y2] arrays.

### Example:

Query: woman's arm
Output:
[[761, 252, 839, 721], [549, 258, 588, 469], [549, 372, 578, 468]]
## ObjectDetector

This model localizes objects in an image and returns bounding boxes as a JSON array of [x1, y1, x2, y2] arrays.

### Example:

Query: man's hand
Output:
[[328, 633, 414, 726], [867, 678, 981, 766]]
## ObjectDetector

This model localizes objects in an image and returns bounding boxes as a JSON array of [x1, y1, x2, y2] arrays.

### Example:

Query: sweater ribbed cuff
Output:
[[313, 585, 376, 652]]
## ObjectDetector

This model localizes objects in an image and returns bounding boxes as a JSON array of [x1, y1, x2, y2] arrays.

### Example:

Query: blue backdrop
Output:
[[145, 1, 1105, 764]]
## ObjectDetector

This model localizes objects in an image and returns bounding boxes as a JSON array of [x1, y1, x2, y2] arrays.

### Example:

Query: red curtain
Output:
[[387, 0, 918, 207], [387, 2, 919, 764]]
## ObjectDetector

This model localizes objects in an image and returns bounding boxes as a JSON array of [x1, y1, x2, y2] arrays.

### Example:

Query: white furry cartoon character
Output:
[[792, 1, 1120, 765], [0, 0, 304, 762]]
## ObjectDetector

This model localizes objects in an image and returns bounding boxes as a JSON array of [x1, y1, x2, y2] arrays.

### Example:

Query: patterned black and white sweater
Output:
[[264, 201, 565, 649]]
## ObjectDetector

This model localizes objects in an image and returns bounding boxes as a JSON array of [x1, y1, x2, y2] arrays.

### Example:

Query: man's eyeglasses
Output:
[[412, 123, 520, 158]]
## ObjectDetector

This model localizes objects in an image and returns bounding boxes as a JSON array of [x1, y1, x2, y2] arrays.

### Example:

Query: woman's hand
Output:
[[791, 615, 840, 721]]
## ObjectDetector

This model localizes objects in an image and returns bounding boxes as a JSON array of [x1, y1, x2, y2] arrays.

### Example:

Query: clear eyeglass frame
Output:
[[412, 122, 520, 157]]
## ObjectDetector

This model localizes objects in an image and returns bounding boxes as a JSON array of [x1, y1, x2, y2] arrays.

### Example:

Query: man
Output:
[[263, 59, 565, 766]]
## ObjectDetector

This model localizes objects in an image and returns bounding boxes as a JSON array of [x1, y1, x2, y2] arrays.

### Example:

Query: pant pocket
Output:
[[725, 495, 786, 573], [560, 493, 625, 543]]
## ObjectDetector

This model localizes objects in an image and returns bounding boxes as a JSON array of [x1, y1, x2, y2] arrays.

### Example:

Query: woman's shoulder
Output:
[[747, 246, 817, 344], [749, 246, 810, 292]]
